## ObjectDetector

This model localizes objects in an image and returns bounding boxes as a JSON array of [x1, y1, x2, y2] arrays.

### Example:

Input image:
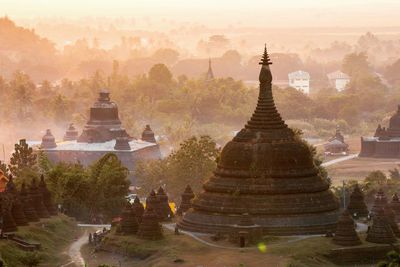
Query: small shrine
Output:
[[176, 185, 195, 216], [156, 186, 173, 220], [41, 129, 57, 149], [119, 202, 139, 234], [383, 205, 400, 237], [366, 207, 396, 244], [145, 190, 163, 220], [137, 207, 163, 240], [132, 196, 144, 223], [141, 125, 157, 143], [39, 175, 57, 215], [332, 210, 361, 246], [389, 193, 400, 220], [346, 184, 369, 218], [20, 182, 39, 222], [63, 123, 79, 141], [29, 177, 50, 218], [371, 188, 388, 217], [324, 126, 349, 155]]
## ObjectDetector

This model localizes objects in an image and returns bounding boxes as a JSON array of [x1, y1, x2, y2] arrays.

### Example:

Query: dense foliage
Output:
[[378, 250, 400, 267], [9, 139, 37, 177], [43, 153, 130, 222], [135, 135, 220, 199], [5, 139, 130, 222], [1, 17, 400, 154], [1, 53, 397, 154]]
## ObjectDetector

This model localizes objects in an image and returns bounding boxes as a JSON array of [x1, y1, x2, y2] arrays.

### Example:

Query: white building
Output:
[[288, 70, 310, 94], [327, 71, 350, 92]]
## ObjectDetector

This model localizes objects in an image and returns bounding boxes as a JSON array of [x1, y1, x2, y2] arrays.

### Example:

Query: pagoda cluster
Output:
[[116, 186, 176, 240], [332, 184, 400, 246], [116, 185, 196, 240], [0, 174, 57, 233]]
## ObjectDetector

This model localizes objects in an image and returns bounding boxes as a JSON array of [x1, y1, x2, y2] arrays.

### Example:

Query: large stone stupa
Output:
[[178, 46, 340, 235]]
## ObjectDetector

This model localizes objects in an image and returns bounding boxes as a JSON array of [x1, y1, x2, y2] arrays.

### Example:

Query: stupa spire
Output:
[[259, 44, 272, 66], [206, 58, 214, 81], [242, 45, 289, 135]]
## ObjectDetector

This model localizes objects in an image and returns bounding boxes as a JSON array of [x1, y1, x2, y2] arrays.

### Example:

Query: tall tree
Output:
[[9, 71, 35, 120], [9, 139, 37, 177], [87, 153, 130, 221], [136, 135, 220, 199], [148, 63, 173, 84], [53, 94, 68, 124], [342, 52, 371, 78], [0, 160, 8, 174]]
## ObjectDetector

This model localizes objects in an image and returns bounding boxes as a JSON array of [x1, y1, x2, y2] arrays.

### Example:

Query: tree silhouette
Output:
[[149, 63, 172, 84], [9, 139, 37, 177]]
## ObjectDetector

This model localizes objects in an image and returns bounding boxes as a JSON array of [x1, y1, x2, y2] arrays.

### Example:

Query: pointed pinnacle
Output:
[[259, 44, 272, 65]]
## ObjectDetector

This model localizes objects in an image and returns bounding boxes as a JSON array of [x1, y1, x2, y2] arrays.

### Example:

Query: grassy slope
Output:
[[86, 229, 389, 267], [83, 229, 293, 267], [0, 214, 80, 267], [267, 236, 337, 267]]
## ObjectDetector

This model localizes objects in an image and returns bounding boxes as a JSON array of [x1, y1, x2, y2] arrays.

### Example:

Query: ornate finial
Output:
[[259, 43, 272, 65], [258, 45, 273, 84]]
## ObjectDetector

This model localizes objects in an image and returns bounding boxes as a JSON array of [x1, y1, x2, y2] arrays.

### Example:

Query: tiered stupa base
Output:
[[179, 210, 338, 235]]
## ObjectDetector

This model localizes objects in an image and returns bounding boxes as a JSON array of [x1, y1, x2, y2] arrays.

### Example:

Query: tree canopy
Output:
[[135, 135, 220, 199]]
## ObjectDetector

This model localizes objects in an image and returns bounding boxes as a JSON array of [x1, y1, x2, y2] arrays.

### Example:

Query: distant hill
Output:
[[0, 17, 60, 81]]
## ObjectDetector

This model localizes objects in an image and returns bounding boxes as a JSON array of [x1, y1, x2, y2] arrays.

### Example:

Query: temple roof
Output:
[[41, 129, 57, 149], [327, 71, 350, 80], [63, 123, 79, 141], [27, 139, 157, 152], [288, 70, 310, 79], [141, 125, 157, 143], [389, 105, 400, 130], [325, 139, 348, 147], [367, 104, 400, 139], [78, 90, 127, 143]]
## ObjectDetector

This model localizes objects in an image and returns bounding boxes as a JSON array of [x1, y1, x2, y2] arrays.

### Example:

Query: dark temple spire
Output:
[[259, 44, 272, 65], [244, 45, 288, 133], [206, 58, 214, 81]]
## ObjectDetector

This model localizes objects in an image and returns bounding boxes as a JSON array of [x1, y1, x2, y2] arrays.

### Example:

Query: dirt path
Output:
[[60, 230, 88, 267], [321, 153, 358, 167], [163, 223, 257, 250]]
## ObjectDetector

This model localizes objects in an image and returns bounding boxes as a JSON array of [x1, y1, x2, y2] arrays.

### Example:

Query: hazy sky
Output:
[[1, 0, 400, 27]]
